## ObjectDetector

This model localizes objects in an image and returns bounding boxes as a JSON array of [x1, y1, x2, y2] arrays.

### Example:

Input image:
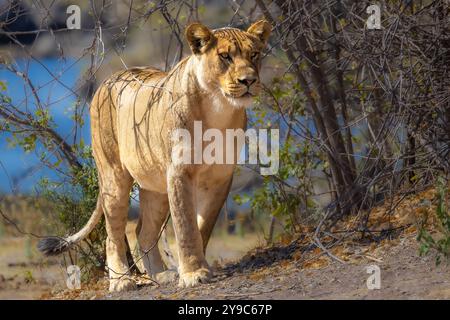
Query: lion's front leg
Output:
[[167, 166, 211, 288], [197, 175, 233, 252]]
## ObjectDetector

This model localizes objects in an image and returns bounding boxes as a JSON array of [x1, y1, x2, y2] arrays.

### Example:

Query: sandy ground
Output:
[[0, 232, 262, 299], [0, 237, 67, 299], [44, 232, 449, 300]]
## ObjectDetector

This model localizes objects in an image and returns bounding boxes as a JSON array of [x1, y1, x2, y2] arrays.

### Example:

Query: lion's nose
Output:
[[238, 76, 257, 87]]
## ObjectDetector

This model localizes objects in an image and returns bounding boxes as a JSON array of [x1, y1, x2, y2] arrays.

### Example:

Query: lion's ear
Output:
[[247, 20, 272, 45], [185, 23, 214, 54]]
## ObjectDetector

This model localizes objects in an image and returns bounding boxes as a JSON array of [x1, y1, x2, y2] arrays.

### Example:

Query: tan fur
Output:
[[86, 21, 271, 292]]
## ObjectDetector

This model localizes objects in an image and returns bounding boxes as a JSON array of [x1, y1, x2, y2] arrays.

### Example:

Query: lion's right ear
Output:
[[185, 23, 214, 54]]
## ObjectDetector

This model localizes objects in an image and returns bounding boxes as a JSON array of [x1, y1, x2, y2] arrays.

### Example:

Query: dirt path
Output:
[[0, 237, 66, 299], [51, 233, 449, 300]]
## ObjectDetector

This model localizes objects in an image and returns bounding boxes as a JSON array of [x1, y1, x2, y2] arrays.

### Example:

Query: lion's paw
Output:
[[109, 277, 136, 292], [178, 268, 211, 288], [156, 269, 178, 284]]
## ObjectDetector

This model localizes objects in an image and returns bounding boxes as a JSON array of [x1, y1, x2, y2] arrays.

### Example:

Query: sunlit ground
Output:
[[0, 220, 265, 299]]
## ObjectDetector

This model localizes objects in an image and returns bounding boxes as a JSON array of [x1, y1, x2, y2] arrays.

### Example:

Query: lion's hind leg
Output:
[[99, 170, 136, 292], [138, 188, 178, 284]]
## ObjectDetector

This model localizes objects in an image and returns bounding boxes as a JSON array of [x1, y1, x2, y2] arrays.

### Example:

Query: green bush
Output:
[[417, 177, 450, 265], [39, 147, 106, 281], [234, 74, 319, 240]]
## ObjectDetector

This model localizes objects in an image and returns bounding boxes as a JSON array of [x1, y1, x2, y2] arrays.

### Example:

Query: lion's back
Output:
[[89, 66, 167, 167]]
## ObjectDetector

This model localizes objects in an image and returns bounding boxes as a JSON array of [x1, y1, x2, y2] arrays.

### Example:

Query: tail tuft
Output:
[[37, 237, 71, 256], [38, 197, 103, 257]]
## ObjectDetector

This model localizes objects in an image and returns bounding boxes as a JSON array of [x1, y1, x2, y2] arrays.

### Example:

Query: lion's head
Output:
[[185, 20, 272, 108]]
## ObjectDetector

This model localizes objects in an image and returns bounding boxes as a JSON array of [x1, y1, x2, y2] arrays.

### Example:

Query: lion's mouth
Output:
[[224, 91, 254, 99], [240, 92, 254, 98]]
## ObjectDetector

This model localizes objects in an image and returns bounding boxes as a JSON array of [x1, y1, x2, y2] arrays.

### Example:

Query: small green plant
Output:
[[417, 177, 450, 265], [38, 147, 106, 280], [24, 270, 35, 284], [0, 221, 4, 239]]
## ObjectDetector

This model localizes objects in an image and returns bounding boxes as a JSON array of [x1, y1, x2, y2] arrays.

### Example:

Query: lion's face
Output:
[[186, 21, 271, 108]]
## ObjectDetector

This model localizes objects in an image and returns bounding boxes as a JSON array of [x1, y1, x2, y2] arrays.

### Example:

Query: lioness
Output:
[[38, 20, 271, 292]]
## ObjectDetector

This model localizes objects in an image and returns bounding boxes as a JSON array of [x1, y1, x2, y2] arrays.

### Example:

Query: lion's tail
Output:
[[37, 196, 104, 256]]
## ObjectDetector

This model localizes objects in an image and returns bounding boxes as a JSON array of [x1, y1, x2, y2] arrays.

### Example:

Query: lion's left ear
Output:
[[247, 20, 272, 45]]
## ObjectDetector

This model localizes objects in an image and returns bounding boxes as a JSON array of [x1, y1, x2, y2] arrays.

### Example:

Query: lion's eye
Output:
[[251, 52, 259, 60], [219, 52, 232, 62]]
